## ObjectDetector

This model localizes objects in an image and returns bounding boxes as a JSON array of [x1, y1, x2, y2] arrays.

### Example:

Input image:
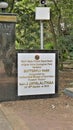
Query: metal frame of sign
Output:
[[17, 50, 58, 98]]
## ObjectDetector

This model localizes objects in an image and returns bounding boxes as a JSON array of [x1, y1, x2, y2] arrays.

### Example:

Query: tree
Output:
[[3, 0, 73, 67]]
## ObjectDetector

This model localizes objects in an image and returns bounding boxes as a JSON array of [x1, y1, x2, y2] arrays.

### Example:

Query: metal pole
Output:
[[40, 20, 44, 49]]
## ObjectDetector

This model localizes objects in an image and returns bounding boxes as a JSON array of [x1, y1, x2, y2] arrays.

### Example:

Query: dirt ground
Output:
[[0, 69, 73, 130]]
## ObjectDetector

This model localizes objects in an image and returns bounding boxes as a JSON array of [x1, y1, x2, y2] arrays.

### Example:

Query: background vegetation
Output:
[[0, 0, 73, 69]]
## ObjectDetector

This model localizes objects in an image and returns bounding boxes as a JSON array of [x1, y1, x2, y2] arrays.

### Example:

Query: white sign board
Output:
[[17, 51, 58, 96], [35, 7, 50, 20]]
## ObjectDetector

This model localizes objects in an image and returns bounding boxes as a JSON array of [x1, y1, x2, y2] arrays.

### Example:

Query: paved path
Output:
[[0, 96, 73, 130], [0, 106, 12, 130], [0, 104, 29, 130]]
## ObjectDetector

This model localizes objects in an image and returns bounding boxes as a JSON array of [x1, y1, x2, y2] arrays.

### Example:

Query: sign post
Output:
[[35, 7, 50, 49], [17, 3, 58, 98], [40, 20, 43, 49]]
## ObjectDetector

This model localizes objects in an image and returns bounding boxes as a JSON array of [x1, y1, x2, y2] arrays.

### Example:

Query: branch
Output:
[[52, 0, 62, 35], [9, 0, 15, 13], [52, 0, 60, 12], [49, 11, 57, 49]]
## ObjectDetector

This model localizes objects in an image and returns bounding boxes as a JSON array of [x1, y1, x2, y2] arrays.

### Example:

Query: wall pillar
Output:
[[0, 13, 18, 101]]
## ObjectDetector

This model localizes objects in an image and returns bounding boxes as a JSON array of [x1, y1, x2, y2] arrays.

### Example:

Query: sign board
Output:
[[35, 7, 50, 20], [17, 50, 58, 96]]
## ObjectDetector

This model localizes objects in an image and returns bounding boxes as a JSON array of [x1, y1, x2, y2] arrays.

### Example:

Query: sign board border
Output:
[[17, 50, 58, 98]]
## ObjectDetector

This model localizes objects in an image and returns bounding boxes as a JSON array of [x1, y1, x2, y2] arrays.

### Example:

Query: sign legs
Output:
[[40, 21, 44, 49]]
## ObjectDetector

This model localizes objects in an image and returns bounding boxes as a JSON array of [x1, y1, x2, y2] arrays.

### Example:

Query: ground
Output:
[[0, 69, 73, 130]]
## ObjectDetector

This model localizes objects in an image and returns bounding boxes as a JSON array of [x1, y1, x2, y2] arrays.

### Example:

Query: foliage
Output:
[[1, 0, 73, 60], [13, 0, 41, 49]]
